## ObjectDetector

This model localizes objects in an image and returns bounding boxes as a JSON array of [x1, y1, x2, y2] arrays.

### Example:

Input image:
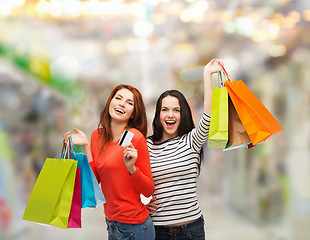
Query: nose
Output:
[[119, 100, 126, 107], [167, 110, 173, 117]]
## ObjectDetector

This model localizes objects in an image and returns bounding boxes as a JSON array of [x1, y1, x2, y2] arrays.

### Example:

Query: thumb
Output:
[[73, 128, 80, 133]]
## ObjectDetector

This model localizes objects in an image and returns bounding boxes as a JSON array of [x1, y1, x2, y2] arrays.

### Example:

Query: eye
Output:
[[115, 97, 121, 100], [128, 102, 134, 106], [175, 109, 180, 112]]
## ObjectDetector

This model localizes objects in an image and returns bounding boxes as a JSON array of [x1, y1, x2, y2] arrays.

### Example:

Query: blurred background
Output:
[[0, 0, 309, 239]]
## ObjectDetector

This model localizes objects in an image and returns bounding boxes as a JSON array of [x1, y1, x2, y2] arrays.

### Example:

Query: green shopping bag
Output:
[[22, 157, 77, 228], [207, 84, 229, 148]]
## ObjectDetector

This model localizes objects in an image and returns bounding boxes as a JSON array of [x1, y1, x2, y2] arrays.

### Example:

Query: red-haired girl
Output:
[[64, 84, 155, 240]]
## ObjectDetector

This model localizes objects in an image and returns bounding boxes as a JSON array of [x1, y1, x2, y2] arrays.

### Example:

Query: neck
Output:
[[160, 133, 177, 143], [110, 120, 128, 142]]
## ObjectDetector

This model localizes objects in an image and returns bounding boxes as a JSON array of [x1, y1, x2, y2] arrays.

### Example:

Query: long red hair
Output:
[[97, 84, 147, 151]]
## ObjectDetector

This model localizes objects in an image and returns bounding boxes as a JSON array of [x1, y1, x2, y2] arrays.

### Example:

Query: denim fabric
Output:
[[106, 215, 155, 240], [154, 216, 205, 240]]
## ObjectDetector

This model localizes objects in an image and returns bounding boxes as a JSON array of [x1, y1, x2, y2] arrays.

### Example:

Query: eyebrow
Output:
[[161, 106, 180, 109], [116, 93, 134, 103]]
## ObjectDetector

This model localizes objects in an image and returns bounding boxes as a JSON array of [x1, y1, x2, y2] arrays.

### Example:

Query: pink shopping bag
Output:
[[67, 168, 81, 228]]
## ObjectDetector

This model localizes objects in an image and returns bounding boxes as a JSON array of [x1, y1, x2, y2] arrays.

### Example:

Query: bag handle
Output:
[[218, 63, 235, 82], [68, 136, 77, 157], [217, 70, 225, 87], [59, 138, 73, 160], [53, 140, 68, 161]]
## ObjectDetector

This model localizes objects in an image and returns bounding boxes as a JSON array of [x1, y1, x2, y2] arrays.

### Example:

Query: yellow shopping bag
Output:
[[22, 155, 77, 228]]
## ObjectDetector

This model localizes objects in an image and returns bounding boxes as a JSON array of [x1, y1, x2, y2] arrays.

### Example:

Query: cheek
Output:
[[108, 105, 113, 116], [128, 106, 135, 116], [176, 114, 181, 124], [159, 113, 166, 123]]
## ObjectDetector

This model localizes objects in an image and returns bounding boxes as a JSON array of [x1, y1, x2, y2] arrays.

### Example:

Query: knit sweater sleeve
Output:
[[189, 112, 211, 152], [130, 134, 154, 197], [89, 130, 100, 183]]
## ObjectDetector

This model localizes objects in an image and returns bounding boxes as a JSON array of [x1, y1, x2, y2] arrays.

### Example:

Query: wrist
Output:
[[128, 166, 136, 175], [82, 141, 89, 147]]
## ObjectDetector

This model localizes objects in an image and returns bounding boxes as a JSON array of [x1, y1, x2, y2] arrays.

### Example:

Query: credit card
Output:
[[118, 130, 134, 147]]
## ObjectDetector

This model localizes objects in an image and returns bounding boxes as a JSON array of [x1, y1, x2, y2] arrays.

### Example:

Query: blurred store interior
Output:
[[0, 0, 310, 239]]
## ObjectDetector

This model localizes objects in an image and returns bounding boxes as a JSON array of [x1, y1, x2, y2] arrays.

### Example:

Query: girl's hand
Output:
[[203, 59, 224, 115], [146, 196, 158, 215], [203, 59, 224, 79], [62, 128, 89, 146], [123, 143, 137, 175]]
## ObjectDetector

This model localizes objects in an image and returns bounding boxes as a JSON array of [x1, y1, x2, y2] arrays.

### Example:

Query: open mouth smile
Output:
[[115, 108, 125, 114], [165, 120, 176, 129]]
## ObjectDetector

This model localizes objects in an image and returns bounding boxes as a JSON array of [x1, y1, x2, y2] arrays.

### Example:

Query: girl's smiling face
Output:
[[109, 88, 135, 124], [159, 95, 181, 141]]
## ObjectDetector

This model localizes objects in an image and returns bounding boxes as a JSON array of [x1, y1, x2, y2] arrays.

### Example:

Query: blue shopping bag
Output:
[[66, 138, 105, 208], [89, 168, 106, 208]]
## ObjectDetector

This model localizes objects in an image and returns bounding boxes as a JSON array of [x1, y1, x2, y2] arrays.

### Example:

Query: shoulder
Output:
[[128, 128, 144, 138], [91, 129, 101, 142], [128, 128, 146, 145], [146, 136, 154, 145], [91, 129, 100, 137]]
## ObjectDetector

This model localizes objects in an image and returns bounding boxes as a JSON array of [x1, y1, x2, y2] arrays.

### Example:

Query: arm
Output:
[[123, 137, 154, 197], [190, 59, 223, 151], [203, 59, 223, 114]]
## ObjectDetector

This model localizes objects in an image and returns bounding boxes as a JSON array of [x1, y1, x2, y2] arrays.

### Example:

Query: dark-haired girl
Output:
[[146, 59, 223, 240], [63, 84, 155, 240]]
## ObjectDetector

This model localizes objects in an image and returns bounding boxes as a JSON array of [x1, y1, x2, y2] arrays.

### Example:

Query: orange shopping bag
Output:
[[220, 64, 283, 146]]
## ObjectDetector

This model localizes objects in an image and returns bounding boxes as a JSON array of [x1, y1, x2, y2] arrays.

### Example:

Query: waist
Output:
[[154, 216, 204, 232], [104, 202, 149, 224]]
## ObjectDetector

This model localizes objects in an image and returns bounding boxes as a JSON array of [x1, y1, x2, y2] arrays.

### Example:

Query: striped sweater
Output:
[[147, 112, 210, 226]]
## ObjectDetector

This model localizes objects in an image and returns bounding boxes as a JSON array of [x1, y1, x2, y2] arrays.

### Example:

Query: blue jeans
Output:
[[154, 216, 205, 240], [106, 215, 155, 240]]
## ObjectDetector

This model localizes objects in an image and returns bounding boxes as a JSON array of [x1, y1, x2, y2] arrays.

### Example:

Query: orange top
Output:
[[89, 128, 154, 224]]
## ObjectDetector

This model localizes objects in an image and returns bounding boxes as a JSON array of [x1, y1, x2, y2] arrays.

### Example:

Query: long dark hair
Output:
[[151, 90, 204, 174], [98, 84, 147, 151]]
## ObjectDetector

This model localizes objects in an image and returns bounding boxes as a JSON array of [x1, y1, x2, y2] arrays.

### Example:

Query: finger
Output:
[[125, 143, 134, 149], [216, 59, 224, 66], [65, 135, 72, 143], [123, 151, 134, 160], [63, 132, 71, 142], [148, 202, 158, 208], [73, 128, 79, 133], [124, 153, 136, 161], [125, 150, 137, 158], [150, 195, 157, 203], [123, 148, 130, 156], [148, 207, 157, 213], [124, 147, 137, 156]]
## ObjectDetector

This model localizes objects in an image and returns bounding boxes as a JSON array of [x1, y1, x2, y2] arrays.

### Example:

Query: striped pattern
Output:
[[147, 113, 210, 226]]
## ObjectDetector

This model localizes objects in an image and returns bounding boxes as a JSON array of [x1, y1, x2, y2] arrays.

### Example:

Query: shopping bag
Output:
[[220, 64, 283, 146], [73, 153, 97, 208], [207, 85, 229, 148], [22, 157, 77, 228], [89, 169, 106, 208], [67, 168, 81, 228], [68, 138, 105, 208], [223, 97, 251, 151]]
